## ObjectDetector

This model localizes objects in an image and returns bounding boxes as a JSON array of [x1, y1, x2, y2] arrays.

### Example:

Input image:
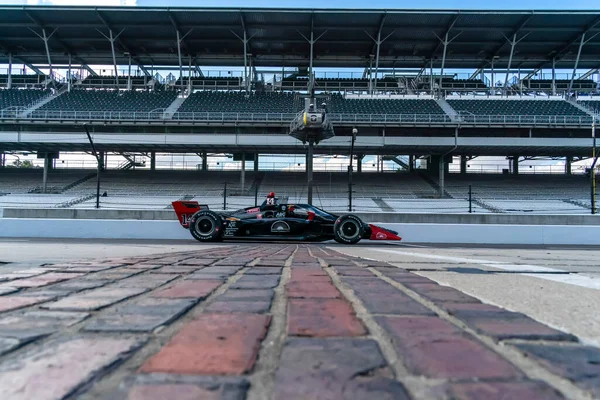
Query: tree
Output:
[[12, 160, 35, 168]]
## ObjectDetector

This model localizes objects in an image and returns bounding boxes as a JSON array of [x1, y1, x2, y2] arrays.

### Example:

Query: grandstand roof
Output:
[[0, 7, 599, 70]]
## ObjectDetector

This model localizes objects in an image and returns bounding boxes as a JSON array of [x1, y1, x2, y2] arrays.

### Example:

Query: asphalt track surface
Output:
[[0, 238, 599, 399]]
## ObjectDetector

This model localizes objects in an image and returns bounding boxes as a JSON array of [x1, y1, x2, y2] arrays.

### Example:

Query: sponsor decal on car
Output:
[[376, 232, 388, 239], [247, 207, 260, 213]]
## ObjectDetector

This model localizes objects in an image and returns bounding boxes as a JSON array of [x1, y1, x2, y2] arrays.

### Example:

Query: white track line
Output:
[[369, 248, 600, 291]]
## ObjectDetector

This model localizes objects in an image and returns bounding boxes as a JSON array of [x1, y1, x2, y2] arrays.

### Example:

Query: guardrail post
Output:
[[223, 182, 227, 210]]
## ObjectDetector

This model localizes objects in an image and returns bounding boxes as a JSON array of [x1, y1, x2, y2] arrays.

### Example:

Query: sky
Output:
[[0, 0, 598, 9]]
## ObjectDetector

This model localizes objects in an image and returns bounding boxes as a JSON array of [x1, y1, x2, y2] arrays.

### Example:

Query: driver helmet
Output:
[[267, 191, 276, 198]]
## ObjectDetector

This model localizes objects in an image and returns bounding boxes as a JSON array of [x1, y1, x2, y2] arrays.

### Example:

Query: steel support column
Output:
[[42, 153, 50, 194], [504, 34, 517, 91], [512, 156, 519, 175], [202, 152, 207, 171], [127, 54, 132, 90], [409, 155, 414, 172], [150, 152, 156, 171], [491, 58, 495, 92], [569, 33, 586, 94], [365, 16, 394, 95], [439, 33, 449, 91], [307, 142, 314, 205], [565, 156, 572, 175], [460, 155, 467, 174], [27, 27, 58, 86], [438, 157, 445, 198], [241, 153, 246, 192], [96, 28, 125, 89], [176, 30, 183, 84], [7, 53, 12, 89], [67, 53, 72, 92], [552, 58, 556, 96], [254, 153, 259, 172]]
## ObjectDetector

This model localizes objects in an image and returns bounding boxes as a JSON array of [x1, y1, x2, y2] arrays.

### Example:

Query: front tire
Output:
[[189, 210, 223, 242], [334, 214, 364, 244]]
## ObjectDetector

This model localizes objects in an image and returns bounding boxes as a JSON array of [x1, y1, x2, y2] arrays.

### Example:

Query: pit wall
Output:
[[1, 208, 599, 245]]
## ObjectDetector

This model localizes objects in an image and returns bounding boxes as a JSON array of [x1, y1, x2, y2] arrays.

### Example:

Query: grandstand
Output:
[[0, 6, 599, 215]]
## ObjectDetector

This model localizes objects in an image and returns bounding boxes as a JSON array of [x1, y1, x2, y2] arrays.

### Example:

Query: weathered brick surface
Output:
[[216, 289, 274, 303], [377, 316, 522, 379], [515, 344, 600, 397], [342, 277, 435, 315], [9, 272, 85, 288], [287, 298, 367, 337], [287, 280, 341, 298], [111, 375, 249, 400], [0, 336, 142, 400], [0, 337, 20, 356], [152, 280, 222, 299], [45, 278, 112, 292], [112, 274, 177, 289], [376, 269, 436, 284], [403, 282, 480, 303], [83, 269, 142, 280], [42, 287, 146, 311], [332, 267, 375, 276], [85, 298, 196, 332], [0, 295, 54, 313], [447, 380, 565, 400], [206, 300, 272, 314], [0, 310, 89, 340], [140, 314, 271, 375], [187, 266, 242, 280], [245, 267, 283, 275], [151, 266, 202, 274], [0, 286, 19, 295], [231, 275, 280, 289], [274, 338, 410, 400], [443, 302, 577, 341], [176, 258, 219, 266]]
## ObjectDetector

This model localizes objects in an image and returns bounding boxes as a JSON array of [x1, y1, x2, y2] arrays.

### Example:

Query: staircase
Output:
[[29, 172, 97, 194], [163, 93, 187, 119], [21, 86, 68, 117], [435, 97, 459, 122], [566, 98, 600, 122], [417, 171, 454, 199], [118, 153, 146, 170], [383, 156, 410, 170]]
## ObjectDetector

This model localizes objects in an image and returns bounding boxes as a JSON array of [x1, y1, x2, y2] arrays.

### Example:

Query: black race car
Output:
[[172, 197, 401, 244]]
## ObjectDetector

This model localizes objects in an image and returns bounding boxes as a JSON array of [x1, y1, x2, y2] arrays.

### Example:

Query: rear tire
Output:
[[334, 214, 364, 244], [189, 210, 223, 242]]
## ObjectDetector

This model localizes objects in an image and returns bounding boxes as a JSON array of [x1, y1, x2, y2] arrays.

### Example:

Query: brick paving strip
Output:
[[0, 245, 597, 399]]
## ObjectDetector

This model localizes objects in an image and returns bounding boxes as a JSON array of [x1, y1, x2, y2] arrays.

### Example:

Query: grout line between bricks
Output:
[[321, 257, 448, 400], [245, 245, 296, 400], [368, 267, 595, 400]]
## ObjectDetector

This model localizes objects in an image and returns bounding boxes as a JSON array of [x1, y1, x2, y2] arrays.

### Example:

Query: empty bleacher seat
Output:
[[0, 88, 50, 110], [39, 89, 177, 112], [447, 99, 589, 117]]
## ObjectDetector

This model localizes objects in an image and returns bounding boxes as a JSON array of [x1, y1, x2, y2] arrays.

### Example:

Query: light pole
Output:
[[348, 128, 357, 212]]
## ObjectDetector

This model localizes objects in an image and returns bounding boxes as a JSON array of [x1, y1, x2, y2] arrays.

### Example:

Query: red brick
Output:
[[274, 338, 409, 400], [9, 273, 85, 288], [42, 288, 146, 311], [377, 316, 522, 379], [333, 267, 375, 277], [0, 295, 54, 313], [403, 283, 480, 303], [442, 303, 577, 341], [140, 314, 271, 375], [287, 298, 366, 337], [287, 281, 341, 298], [152, 280, 222, 299], [0, 337, 141, 400], [514, 344, 600, 398], [127, 384, 225, 400], [289, 269, 328, 282], [205, 300, 271, 314], [448, 381, 565, 400]]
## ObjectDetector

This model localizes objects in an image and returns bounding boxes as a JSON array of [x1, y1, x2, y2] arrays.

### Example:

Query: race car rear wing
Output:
[[172, 201, 209, 228]]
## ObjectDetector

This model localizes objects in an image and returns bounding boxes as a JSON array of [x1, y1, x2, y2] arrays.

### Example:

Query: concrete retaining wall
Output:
[[2, 208, 600, 226], [1, 218, 599, 245]]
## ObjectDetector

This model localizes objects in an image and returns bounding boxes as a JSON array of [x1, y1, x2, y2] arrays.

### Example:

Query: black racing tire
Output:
[[334, 214, 364, 244], [189, 210, 224, 242]]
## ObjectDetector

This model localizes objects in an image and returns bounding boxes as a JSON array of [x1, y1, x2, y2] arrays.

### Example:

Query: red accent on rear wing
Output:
[[172, 201, 208, 228], [368, 224, 402, 241]]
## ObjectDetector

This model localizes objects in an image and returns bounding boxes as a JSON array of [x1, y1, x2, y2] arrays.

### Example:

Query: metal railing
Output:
[[0, 109, 595, 126]]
